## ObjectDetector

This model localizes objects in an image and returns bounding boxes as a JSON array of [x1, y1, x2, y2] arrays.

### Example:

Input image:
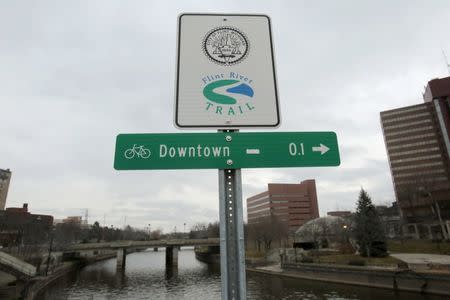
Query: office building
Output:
[[380, 76, 450, 239], [246, 180, 319, 232], [0, 168, 12, 210]]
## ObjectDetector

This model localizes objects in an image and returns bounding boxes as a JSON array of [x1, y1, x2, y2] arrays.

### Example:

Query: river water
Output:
[[37, 248, 446, 300]]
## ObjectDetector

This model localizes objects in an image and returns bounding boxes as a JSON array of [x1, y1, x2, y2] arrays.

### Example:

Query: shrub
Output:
[[348, 259, 366, 266]]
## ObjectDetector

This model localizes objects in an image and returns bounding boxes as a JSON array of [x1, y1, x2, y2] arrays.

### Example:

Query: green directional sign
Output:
[[114, 132, 340, 170]]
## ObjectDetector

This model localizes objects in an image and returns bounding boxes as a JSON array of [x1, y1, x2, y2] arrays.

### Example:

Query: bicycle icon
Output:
[[124, 144, 151, 159]]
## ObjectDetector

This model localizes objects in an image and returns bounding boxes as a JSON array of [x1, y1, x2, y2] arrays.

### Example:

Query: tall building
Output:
[[380, 76, 450, 239], [246, 180, 319, 232], [0, 168, 12, 210]]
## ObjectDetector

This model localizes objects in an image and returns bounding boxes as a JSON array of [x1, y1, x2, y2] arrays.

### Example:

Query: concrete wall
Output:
[[281, 261, 450, 296]]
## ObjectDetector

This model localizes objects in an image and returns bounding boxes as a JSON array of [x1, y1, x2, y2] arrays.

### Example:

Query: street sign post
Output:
[[114, 13, 340, 300], [175, 14, 279, 128], [114, 132, 340, 170]]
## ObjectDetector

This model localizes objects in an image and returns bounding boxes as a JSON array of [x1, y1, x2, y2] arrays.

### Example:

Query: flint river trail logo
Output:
[[202, 73, 255, 116]]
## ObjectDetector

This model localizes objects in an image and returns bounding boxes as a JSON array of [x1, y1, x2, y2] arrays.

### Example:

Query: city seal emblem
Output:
[[203, 27, 249, 66]]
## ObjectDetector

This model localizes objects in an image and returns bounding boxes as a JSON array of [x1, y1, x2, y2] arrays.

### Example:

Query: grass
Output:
[[244, 239, 450, 267], [313, 254, 402, 267], [387, 240, 450, 254]]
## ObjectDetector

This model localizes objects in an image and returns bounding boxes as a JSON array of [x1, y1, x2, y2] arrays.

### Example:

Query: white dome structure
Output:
[[295, 216, 349, 249]]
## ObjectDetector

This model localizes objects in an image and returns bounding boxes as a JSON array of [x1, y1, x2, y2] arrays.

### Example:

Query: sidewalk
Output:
[[254, 264, 282, 273], [390, 253, 450, 271]]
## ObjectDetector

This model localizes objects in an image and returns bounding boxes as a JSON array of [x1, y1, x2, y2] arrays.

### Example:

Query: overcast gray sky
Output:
[[1, 1, 450, 232]]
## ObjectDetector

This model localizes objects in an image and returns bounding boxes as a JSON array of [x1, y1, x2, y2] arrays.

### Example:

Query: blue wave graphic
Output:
[[226, 83, 254, 97]]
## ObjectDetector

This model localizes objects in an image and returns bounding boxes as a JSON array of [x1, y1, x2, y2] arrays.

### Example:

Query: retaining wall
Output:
[[279, 262, 450, 296]]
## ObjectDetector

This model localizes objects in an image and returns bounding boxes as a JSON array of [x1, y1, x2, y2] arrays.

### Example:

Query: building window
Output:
[[381, 105, 428, 117], [247, 201, 270, 210], [389, 140, 438, 150], [389, 147, 441, 157], [390, 154, 442, 164], [247, 206, 270, 215], [396, 176, 449, 185], [391, 161, 443, 171], [383, 119, 432, 130], [395, 169, 446, 178], [382, 112, 431, 124], [384, 126, 434, 138], [385, 133, 437, 144]]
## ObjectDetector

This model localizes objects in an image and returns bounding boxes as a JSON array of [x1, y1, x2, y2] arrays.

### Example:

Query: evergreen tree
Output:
[[354, 189, 386, 257]]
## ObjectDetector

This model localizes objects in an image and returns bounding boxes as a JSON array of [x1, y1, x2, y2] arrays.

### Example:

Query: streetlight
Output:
[[45, 226, 55, 276], [184, 223, 186, 238]]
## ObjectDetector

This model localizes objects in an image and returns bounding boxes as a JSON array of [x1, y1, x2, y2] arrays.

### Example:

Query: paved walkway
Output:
[[255, 264, 282, 272], [391, 253, 450, 271]]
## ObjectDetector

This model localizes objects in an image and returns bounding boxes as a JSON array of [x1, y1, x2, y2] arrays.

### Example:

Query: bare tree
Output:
[[247, 215, 288, 251], [397, 176, 449, 240]]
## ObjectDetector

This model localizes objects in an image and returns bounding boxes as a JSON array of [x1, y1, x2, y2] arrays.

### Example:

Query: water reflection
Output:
[[38, 249, 447, 300], [165, 265, 178, 280]]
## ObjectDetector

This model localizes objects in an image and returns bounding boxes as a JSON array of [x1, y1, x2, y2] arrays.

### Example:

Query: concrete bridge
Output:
[[0, 251, 37, 279], [64, 238, 220, 271]]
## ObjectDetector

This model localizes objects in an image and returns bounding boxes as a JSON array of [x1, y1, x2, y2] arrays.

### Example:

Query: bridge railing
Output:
[[64, 238, 220, 251]]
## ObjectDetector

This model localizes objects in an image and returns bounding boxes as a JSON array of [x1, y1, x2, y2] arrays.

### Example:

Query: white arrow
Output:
[[312, 144, 330, 155]]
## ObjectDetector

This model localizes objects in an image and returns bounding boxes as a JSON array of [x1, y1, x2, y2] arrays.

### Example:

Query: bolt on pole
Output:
[[219, 164, 246, 299]]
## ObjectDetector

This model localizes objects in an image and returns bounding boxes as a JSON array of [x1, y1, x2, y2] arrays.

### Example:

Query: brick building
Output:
[[246, 180, 319, 232], [380, 76, 450, 239], [0, 203, 53, 246]]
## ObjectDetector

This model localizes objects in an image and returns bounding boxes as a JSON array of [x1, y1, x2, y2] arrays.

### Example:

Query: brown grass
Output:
[[388, 240, 450, 254], [313, 254, 401, 267]]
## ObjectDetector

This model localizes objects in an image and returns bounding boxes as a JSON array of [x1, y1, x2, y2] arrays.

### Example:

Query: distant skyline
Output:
[[1, 1, 450, 232]]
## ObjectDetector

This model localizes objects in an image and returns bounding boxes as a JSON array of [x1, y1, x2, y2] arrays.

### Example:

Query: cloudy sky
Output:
[[1, 1, 450, 232]]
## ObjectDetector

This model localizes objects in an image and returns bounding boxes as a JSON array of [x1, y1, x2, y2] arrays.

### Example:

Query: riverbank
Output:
[[24, 252, 116, 299], [248, 262, 450, 297], [195, 248, 450, 296]]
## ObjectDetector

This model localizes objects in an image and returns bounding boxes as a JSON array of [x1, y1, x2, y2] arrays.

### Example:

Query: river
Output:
[[37, 248, 447, 299]]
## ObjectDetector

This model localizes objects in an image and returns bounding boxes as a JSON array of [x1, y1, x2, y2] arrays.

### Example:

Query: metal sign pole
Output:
[[218, 131, 246, 300], [219, 168, 246, 300]]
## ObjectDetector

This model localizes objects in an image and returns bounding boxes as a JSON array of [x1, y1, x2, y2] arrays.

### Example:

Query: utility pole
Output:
[[443, 49, 450, 76], [45, 229, 54, 276]]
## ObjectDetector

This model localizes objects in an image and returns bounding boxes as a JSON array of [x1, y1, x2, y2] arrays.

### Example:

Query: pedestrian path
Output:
[[391, 253, 450, 271], [255, 264, 282, 272]]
